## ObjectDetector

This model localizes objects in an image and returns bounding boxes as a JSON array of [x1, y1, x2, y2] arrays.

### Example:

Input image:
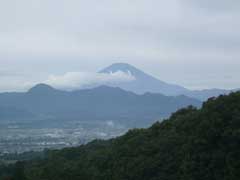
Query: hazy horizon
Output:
[[0, 0, 240, 91]]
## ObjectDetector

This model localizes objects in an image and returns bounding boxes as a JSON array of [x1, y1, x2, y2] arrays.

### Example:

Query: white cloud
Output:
[[1, 0, 239, 62], [44, 71, 136, 90], [0, 70, 136, 92]]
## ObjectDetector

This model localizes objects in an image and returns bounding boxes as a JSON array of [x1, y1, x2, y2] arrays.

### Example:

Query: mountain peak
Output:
[[108, 63, 135, 69], [99, 63, 188, 96], [99, 63, 143, 75], [28, 83, 56, 94]]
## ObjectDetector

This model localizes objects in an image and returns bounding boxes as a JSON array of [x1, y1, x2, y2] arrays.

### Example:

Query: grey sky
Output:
[[0, 0, 240, 91]]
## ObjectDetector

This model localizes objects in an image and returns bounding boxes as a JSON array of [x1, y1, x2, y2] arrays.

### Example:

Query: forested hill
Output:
[[2, 91, 240, 180]]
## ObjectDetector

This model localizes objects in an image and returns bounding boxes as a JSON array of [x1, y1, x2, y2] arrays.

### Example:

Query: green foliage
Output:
[[4, 92, 240, 180]]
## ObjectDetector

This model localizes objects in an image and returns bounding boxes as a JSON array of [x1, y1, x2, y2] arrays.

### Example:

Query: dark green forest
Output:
[[1, 92, 240, 180]]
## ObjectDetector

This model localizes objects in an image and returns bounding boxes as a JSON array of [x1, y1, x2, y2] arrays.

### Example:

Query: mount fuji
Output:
[[99, 63, 188, 96], [99, 63, 234, 100]]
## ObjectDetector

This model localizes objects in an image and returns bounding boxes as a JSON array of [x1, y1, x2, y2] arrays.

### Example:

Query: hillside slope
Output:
[[8, 91, 240, 180]]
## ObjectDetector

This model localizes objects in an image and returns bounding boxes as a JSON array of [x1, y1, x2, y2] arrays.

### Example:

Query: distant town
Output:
[[0, 120, 127, 155]]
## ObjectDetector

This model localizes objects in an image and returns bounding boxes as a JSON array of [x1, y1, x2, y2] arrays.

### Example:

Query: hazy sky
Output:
[[0, 0, 240, 91]]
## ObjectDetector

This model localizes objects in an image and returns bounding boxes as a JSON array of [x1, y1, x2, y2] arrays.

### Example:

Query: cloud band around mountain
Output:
[[44, 71, 136, 91]]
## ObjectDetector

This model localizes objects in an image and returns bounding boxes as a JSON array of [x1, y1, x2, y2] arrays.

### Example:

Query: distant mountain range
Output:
[[99, 63, 236, 100], [0, 84, 201, 127], [0, 63, 237, 127]]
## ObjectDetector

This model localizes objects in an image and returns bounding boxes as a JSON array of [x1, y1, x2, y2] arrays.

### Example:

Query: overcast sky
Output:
[[0, 0, 240, 92]]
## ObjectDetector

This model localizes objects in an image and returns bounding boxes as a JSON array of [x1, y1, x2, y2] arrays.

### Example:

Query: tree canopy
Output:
[[1, 91, 240, 180]]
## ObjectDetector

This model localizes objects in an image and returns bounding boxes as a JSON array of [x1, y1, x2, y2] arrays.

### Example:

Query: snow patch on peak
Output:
[[107, 70, 135, 79]]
